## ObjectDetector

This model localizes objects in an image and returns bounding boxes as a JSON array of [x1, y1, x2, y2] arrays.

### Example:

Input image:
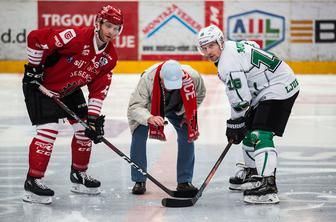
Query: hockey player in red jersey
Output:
[[22, 5, 123, 204]]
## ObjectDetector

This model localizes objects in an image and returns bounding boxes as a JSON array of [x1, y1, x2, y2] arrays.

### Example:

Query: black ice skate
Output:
[[22, 175, 54, 204], [70, 167, 101, 195], [229, 163, 258, 191], [243, 176, 280, 204]]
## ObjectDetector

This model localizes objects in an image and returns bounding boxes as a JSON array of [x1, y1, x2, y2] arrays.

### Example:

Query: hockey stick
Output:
[[162, 141, 233, 207], [37, 84, 197, 198]]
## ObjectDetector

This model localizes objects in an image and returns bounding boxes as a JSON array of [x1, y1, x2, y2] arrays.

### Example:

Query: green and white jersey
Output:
[[217, 40, 299, 119]]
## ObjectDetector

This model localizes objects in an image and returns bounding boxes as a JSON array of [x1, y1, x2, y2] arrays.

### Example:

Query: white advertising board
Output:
[[0, 1, 37, 60], [225, 1, 336, 60], [0, 0, 335, 61], [139, 1, 204, 60]]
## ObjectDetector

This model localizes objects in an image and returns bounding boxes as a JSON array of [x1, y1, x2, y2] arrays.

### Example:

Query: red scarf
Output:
[[149, 63, 199, 143]]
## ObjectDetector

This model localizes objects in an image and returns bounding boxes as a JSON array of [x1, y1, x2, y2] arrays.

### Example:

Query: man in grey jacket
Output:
[[127, 60, 206, 194]]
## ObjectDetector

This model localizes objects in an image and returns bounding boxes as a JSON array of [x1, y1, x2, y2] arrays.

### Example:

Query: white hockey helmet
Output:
[[198, 25, 224, 51]]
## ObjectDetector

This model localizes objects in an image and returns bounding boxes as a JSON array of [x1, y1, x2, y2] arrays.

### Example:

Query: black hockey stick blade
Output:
[[162, 198, 194, 208], [162, 190, 202, 207], [162, 142, 232, 208]]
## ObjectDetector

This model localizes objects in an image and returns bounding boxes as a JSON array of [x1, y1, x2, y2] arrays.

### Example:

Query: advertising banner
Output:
[[139, 1, 205, 60], [0, 0, 335, 63], [38, 1, 138, 60], [0, 1, 36, 60], [287, 1, 336, 60], [205, 1, 224, 29], [225, 1, 336, 60]]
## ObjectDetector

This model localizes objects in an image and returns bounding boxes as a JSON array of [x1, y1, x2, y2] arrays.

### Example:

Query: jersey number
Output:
[[251, 49, 281, 72], [227, 78, 242, 90]]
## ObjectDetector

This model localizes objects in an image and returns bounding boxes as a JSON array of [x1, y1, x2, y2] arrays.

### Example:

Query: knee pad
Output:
[[71, 122, 89, 140], [35, 123, 59, 143], [242, 130, 254, 150], [250, 130, 275, 152]]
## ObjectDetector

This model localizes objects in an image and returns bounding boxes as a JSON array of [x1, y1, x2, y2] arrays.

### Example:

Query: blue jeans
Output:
[[130, 112, 195, 183]]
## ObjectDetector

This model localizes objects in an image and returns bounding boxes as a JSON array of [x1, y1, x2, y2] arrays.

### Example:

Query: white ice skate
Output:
[[23, 191, 53, 205], [243, 193, 280, 204]]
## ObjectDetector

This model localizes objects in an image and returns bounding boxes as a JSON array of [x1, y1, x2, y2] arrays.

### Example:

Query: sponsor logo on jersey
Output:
[[59, 29, 76, 45], [91, 56, 99, 69], [285, 79, 299, 93], [91, 56, 108, 69], [54, 35, 63, 47], [82, 45, 90, 56], [99, 57, 108, 67], [86, 65, 98, 74], [227, 10, 285, 50], [74, 60, 85, 69], [102, 52, 112, 60], [82, 49, 90, 56], [66, 56, 74, 63], [70, 70, 92, 82]]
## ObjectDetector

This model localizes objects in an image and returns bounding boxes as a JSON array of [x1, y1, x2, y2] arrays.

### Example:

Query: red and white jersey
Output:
[[27, 27, 118, 116]]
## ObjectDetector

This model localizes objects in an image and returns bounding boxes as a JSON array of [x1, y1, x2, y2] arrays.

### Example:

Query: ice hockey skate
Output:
[[22, 175, 54, 204], [70, 167, 101, 195], [243, 176, 280, 204], [229, 163, 258, 191]]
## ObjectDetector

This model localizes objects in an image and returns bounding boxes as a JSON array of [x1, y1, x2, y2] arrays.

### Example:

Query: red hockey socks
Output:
[[71, 130, 92, 171], [28, 128, 58, 178]]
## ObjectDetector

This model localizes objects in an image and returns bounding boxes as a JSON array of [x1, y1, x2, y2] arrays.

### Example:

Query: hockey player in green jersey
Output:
[[197, 25, 299, 204]]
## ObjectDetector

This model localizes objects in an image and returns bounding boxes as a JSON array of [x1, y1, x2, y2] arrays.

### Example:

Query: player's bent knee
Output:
[[250, 130, 275, 151], [242, 130, 254, 149]]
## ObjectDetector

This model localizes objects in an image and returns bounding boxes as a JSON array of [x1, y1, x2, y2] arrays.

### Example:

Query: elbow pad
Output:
[[232, 101, 250, 112]]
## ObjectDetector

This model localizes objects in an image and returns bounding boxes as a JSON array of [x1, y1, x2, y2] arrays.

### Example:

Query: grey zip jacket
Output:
[[127, 62, 206, 134]]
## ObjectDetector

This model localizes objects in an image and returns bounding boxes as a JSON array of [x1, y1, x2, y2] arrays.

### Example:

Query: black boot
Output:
[[70, 167, 101, 194], [22, 174, 54, 204], [243, 176, 279, 204], [24, 175, 54, 196], [132, 182, 146, 195], [229, 163, 258, 191], [176, 182, 198, 192]]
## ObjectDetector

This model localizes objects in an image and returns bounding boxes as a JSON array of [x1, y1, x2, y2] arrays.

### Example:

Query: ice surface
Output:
[[0, 74, 335, 222]]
